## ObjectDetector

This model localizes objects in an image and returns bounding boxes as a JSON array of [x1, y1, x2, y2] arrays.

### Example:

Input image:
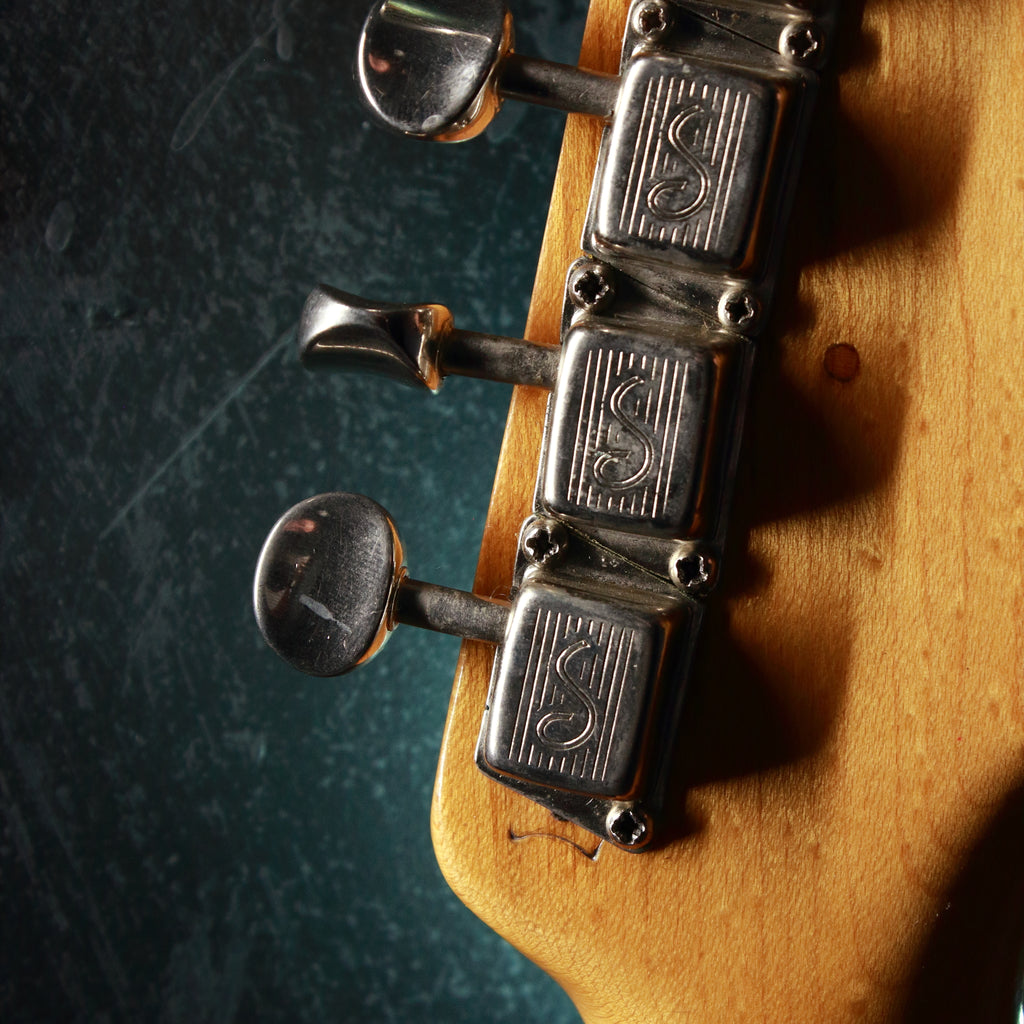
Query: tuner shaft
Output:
[[497, 54, 617, 120], [395, 579, 510, 645], [442, 329, 559, 389]]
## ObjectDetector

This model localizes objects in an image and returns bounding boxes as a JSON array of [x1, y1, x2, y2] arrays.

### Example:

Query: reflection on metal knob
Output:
[[357, 0, 617, 141], [254, 492, 510, 677]]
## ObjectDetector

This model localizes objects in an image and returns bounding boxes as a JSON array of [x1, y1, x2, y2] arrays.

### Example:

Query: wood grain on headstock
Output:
[[432, 2, 1024, 1021]]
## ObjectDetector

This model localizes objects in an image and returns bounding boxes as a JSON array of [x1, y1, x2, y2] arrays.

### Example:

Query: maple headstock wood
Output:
[[432, 2, 1024, 1021]]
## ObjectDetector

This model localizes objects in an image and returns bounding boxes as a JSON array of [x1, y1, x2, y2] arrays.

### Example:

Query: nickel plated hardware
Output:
[[256, 492, 699, 850], [301, 284, 748, 575], [253, 0, 838, 848]]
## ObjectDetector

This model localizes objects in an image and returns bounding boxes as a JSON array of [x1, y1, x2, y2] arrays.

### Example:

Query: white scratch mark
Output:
[[171, 0, 303, 151], [171, 46, 261, 152], [298, 595, 350, 636], [99, 327, 294, 541]]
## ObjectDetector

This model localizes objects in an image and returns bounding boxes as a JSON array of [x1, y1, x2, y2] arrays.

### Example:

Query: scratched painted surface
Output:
[[0, 0, 583, 1020]]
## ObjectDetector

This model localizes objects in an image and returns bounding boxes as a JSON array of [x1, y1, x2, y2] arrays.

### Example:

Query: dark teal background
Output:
[[0, 1, 583, 1019]]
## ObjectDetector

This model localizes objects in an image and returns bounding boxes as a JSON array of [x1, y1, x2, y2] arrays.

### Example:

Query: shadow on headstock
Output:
[[905, 780, 1024, 1022], [674, 0, 1002, 800]]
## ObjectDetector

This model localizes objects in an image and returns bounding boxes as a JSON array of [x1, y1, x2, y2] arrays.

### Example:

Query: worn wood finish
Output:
[[432, 1, 1024, 1021]]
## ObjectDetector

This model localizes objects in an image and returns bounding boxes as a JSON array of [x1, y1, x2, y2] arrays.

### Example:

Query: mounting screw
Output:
[[670, 549, 718, 596], [780, 21, 824, 65], [719, 288, 761, 330], [606, 806, 650, 848], [631, 0, 673, 43], [569, 262, 616, 314], [522, 518, 569, 568]]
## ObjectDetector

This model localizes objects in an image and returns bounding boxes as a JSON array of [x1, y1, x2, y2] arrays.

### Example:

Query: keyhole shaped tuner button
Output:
[[299, 284, 560, 392], [358, 0, 618, 141], [254, 493, 510, 677]]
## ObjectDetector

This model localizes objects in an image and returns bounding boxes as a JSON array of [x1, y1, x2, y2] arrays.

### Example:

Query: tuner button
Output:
[[299, 284, 453, 392], [254, 493, 403, 677], [358, 0, 511, 141], [255, 493, 512, 678], [357, 1, 617, 141], [300, 283, 560, 391]]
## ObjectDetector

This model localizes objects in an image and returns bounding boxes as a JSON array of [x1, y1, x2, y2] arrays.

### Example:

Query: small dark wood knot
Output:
[[823, 343, 861, 382]]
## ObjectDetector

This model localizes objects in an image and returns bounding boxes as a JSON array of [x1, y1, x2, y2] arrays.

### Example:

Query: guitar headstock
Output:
[[427, 1, 1024, 1021], [253, 0, 1024, 1020]]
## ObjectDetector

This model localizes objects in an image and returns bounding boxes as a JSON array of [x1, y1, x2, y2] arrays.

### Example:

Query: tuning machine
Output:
[[300, 283, 749, 582], [359, 0, 834, 318], [254, 492, 698, 849]]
